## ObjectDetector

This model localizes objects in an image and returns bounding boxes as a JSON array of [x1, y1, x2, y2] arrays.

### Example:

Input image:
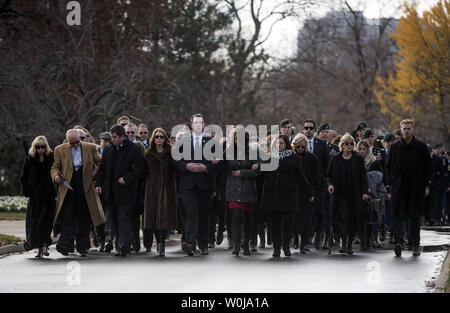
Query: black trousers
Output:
[[230, 207, 252, 249], [58, 168, 91, 252], [296, 200, 314, 247], [312, 187, 325, 237], [181, 187, 212, 250], [209, 197, 226, 243], [268, 212, 295, 250], [94, 202, 114, 245], [109, 203, 132, 249], [393, 215, 421, 246], [129, 204, 141, 250], [333, 197, 364, 246]]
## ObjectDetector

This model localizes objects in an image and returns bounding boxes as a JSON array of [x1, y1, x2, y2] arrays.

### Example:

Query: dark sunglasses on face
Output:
[[154, 135, 164, 139], [139, 132, 147, 135], [120, 123, 128, 126], [344, 142, 354, 146], [304, 126, 314, 130], [295, 145, 306, 149], [36, 145, 46, 150], [80, 136, 86, 139], [126, 131, 135, 134]]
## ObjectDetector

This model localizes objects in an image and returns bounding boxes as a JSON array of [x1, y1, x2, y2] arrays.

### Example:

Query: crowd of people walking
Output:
[[19, 114, 449, 259]]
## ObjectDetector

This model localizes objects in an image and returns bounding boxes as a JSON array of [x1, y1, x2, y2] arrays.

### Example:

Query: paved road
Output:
[[0, 229, 448, 293]]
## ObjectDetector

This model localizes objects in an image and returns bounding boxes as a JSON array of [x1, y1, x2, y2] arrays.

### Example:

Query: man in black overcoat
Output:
[[386, 119, 432, 257], [95, 124, 147, 257]]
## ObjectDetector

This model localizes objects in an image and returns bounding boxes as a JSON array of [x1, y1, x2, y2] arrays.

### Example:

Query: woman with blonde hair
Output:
[[327, 133, 368, 254], [20, 136, 56, 258], [292, 133, 320, 252]]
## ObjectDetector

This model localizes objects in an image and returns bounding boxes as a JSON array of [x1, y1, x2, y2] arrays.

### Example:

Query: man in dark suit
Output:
[[95, 124, 147, 257], [424, 143, 446, 225], [303, 119, 330, 249], [173, 114, 217, 256]]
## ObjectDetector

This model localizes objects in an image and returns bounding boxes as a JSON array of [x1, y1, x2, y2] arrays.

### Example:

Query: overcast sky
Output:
[[253, 0, 441, 59]]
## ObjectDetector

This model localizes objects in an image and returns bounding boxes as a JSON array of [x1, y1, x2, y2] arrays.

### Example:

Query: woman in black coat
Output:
[[292, 134, 320, 253], [20, 136, 56, 258], [225, 128, 260, 256], [327, 133, 369, 254], [260, 135, 313, 257]]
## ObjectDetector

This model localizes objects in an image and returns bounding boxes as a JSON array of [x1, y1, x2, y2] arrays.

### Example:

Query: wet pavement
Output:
[[0, 229, 448, 293]]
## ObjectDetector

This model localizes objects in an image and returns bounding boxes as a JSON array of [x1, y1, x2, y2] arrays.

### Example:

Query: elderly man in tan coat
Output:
[[51, 129, 105, 257]]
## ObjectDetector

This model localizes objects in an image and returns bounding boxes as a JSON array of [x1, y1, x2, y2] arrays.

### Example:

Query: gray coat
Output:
[[225, 159, 260, 203]]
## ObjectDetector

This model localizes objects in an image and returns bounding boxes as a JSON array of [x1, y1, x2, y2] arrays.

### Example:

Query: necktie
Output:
[[194, 137, 201, 160]]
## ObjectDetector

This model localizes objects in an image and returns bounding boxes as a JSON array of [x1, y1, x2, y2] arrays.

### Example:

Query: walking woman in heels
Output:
[[20, 136, 56, 258], [143, 128, 177, 257]]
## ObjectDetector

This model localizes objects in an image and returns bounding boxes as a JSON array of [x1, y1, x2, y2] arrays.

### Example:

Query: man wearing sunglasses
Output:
[[117, 115, 130, 127], [303, 119, 331, 250], [51, 129, 105, 257], [137, 123, 150, 149]]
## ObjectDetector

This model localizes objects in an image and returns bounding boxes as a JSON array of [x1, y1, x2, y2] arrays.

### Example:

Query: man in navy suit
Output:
[[173, 114, 217, 256]]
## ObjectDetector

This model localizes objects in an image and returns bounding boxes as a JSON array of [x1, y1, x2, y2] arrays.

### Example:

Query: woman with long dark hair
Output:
[[260, 135, 313, 257], [20, 135, 56, 258], [327, 133, 369, 254], [143, 128, 177, 256], [225, 127, 260, 256]]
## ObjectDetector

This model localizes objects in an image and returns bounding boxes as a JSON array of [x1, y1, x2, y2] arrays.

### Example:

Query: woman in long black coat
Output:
[[327, 133, 368, 254], [292, 134, 320, 253], [260, 135, 313, 257], [20, 136, 56, 258]]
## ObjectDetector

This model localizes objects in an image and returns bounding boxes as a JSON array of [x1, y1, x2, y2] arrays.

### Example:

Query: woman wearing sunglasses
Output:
[[291, 133, 320, 253], [327, 133, 368, 254], [260, 135, 313, 257], [143, 128, 177, 256], [20, 136, 56, 258]]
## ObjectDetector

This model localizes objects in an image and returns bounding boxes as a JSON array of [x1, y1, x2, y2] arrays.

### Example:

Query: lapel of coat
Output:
[[65, 143, 74, 172], [81, 143, 87, 175]]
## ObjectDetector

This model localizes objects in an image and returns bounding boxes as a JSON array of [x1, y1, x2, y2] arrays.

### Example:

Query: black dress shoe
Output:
[[56, 244, 69, 256], [159, 243, 165, 257], [120, 245, 128, 257], [394, 244, 402, 257], [104, 242, 113, 253], [145, 247, 152, 253], [182, 242, 194, 256], [208, 242, 215, 249], [300, 247, 306, 253], [249, 241, 257, 252], [200, 248, 209, 255], [272, 249, 281, 258], [283, 246, 291, 257], [243, 245, 251, 256], [79, 250, 87, 257], [216, 232, 224, 245]]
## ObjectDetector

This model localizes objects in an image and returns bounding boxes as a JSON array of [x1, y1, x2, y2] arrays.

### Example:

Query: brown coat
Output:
[[143, 146, 177, 230], [50, 142, 105, 227]]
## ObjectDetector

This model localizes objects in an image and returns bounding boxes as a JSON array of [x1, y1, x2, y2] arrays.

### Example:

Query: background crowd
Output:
[[19, 114, 449, 258]]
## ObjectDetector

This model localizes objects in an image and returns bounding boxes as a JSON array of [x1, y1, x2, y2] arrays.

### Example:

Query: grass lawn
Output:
[[0, 234, 22, 247], [0, 212, 26, 220]]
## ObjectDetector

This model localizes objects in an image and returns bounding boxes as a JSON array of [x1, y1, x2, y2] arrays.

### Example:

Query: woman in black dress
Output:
[[260, 135, 313, 257], [327, 133, 368, 254], [20, 136, 56, 258], [292, 133, 320, 253]]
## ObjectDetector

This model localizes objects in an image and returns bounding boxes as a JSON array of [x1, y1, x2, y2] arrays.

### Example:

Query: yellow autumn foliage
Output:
[[374, 0, 449, 145]]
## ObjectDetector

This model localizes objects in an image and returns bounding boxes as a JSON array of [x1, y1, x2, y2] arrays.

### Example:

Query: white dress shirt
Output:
[[71, 146, 83, 171]]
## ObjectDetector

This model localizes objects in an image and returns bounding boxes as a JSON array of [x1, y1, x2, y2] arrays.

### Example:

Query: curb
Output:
[[0, 241, 25, 256], [433, 249, 450, 293]]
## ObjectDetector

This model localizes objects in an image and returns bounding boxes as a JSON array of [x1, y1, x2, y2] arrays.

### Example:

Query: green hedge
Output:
[[0, 196, 28, 212]]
